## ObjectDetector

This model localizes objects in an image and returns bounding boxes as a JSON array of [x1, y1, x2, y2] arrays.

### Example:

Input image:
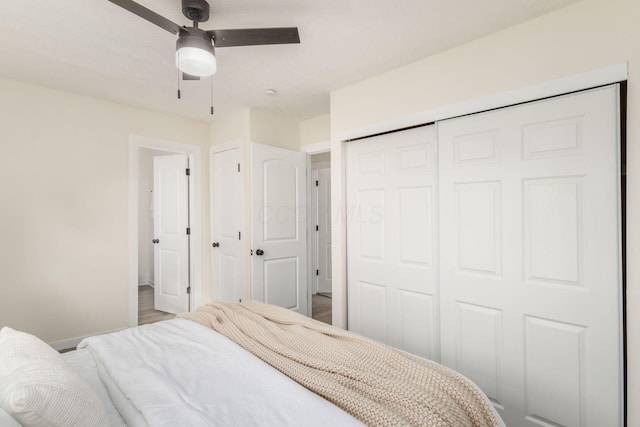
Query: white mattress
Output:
[[61, 349, 128, 427]]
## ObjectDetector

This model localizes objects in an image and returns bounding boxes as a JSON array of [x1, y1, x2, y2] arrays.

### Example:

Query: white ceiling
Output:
[[0, 0, 580, 122]]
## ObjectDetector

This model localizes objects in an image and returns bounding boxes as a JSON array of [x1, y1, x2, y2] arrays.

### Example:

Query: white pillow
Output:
[[0, 327, 108, 427]]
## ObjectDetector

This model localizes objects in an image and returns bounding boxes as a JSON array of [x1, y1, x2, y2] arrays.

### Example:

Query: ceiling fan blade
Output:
[[108, 0, 182, 35], [207, 27, 300, 48]]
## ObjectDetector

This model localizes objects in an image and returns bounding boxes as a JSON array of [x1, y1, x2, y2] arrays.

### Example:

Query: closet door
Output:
[[211, 146, 244, 303], [438, 86, 621, 426], [347, 125, 438, 360]]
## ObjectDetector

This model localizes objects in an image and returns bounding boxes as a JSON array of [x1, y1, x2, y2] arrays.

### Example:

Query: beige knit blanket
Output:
[[178, 301, 499, 427]]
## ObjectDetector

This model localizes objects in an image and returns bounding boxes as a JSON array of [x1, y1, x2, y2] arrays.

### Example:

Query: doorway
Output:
[[128, 135, 203, 328], [310, 152, 332, 324], [137, 149, 190, 325]]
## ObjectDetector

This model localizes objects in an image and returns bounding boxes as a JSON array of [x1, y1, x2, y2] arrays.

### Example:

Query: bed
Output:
[[0, 301, 505, 427]]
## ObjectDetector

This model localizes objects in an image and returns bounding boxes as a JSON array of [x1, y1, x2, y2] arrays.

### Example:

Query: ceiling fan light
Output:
[[176, 46, 217, 77]]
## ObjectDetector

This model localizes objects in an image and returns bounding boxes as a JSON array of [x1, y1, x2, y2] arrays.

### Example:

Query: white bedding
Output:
[[78, 319, 363, 427], [61, 349, 128, 427]]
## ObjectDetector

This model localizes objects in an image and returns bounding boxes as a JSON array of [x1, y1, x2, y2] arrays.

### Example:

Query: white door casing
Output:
[[251, 143, 309, 316], [212, 147, 245, 303], [346, 125, 439, 360], [315, 167, 332, 294], [438, 86, 621, 426], [153, 154, 190, 314]]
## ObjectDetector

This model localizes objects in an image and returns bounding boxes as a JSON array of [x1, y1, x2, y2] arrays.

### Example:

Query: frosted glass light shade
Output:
[[176, 47, 217, 77]]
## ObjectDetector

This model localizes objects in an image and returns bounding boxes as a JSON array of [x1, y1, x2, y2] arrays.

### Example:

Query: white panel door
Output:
[[438, 86, 621, 426], [347, 125, 438, 360], [251, 143, 308, 315], [212, 147, 244, 303], [153, 154, 189, 314], [316, 167, 332, 294]]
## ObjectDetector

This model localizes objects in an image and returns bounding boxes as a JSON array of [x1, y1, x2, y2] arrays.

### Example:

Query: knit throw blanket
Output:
[[178, 301, 499, 427]]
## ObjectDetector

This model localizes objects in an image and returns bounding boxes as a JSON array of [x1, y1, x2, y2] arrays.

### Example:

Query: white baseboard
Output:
[[49, 327, 126, 351], [138, 281, 154, 288]]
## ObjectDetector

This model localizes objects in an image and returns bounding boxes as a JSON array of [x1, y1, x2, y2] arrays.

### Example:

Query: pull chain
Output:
[[210, 75, 214, 115], [177, 67, 182, 99]]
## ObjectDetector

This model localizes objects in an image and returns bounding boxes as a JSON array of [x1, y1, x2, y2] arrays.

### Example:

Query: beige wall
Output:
[[300, 114, 330, 148], [209, 108, 250, 146], [209, 108, 300, 148], [311, 152, 331, 164], [0, 76, 210, 345], [249, 109, 300, 150], [330, 0, 639, 421]]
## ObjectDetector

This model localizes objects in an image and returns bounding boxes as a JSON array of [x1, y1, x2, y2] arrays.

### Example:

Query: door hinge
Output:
[[316, 225, 319, 231], [186, 168, 190, 176], [316, 269, 319, 276], [238, 231, 241, 240], [316, 180, 319, 186], [186, 227, 191, 235], [186, 286, 191, 295], [237, 163, 240, 172], [250, 249, 253, 256]]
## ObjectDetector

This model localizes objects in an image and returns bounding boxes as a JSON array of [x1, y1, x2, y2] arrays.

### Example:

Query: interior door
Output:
[[251, 143, 308, 315], [346, 125, 438, 360], [438, 86, 621, 426], [315, 167, 332, 294], [153, 154, 190, 314], [212, 147, 244, 302]]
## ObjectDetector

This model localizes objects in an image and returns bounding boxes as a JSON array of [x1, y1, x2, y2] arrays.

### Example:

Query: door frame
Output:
[[128, 135, 203, 327]]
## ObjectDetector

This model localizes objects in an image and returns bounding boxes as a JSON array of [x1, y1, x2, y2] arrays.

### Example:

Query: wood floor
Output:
[[138, 285, 175, 325], [312, 293, 332, 325], [139, 285, 332, 326]]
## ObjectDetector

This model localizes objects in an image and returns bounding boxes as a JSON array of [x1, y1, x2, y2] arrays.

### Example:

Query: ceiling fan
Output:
[[108, 0, 300, 79]]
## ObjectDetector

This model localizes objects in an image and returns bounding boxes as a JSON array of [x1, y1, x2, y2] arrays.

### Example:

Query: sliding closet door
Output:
[[347, 126, 438, 360], [438, 86, 621, 426]]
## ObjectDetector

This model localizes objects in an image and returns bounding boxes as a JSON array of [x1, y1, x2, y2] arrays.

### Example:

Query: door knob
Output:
[[212, 242, 220, 248], [256, 249, 264, 256], [152, 239, 159, 244]]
